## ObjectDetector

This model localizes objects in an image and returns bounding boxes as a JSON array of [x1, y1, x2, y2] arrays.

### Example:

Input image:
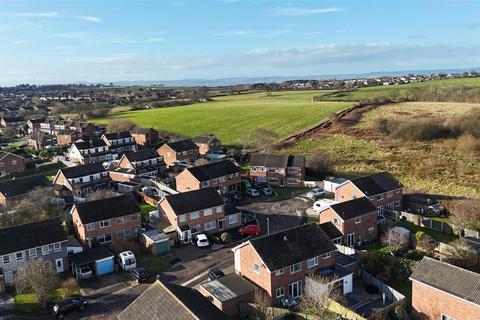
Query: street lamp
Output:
[[266, 217, 270, 235]]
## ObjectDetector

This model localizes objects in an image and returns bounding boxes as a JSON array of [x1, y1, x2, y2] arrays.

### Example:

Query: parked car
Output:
[[306, 188, 326, 199], [117, 251, 137, 271], [196, 233, 210, 247], [77, 266, 93, 280], [208, 267, 225, 280], [239, 224, 261, 235], [205, 151, 226, 160], [52, 297, 88, 318], [261, 187, 273, 196], [427, 203, 445, 215], [245, 188, 260, 197], [130, 267, 150, 283]]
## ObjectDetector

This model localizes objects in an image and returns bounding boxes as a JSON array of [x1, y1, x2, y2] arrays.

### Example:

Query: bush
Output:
[[415, 231, 425, 242], [60, 277, 79, 299], [220, 232, 231, 244], [389, 119, 449, 141], [360, 251, 388, 277], [372, 118, 393, 135], [456, 134, 480, 155], [404, 250, 427, 261]]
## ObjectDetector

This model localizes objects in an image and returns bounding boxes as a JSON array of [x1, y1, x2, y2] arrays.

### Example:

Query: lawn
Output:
[[272, 186, 310, 199], [94, 90, 351, 145], [397, 220, 457, 243], [365, 240, 392, 254], [136, 253, 169, 275], [14, 288, 80, 314]]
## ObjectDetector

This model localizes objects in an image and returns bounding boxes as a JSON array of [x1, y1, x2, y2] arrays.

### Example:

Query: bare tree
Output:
[[300, 275, 341, 319], [15, 259, 60, 309], [447, 199, 480, 230], [442, 239, 477, 267], [107, 119, 136, 133], [382, 228, 405, 255], [254, 289, 272, 320], [238, 132, 253, 166], [84, 189, 120, 201], [416, 234, 438, 255]]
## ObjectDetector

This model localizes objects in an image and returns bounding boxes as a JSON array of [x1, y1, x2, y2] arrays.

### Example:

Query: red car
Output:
[[239, 224, 261, 235]]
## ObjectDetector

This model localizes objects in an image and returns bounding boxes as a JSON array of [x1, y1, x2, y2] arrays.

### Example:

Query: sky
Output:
[[1, 0, 480, 85]]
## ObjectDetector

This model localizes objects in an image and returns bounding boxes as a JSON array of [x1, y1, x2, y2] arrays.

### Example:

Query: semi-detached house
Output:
[[0, 218, 68, 289], [249, 153, 305, 188], [67, 139, 112, 165], [157, 139, 200, 167], [109, 148, 165, 182], [102, 131, 137, 156]]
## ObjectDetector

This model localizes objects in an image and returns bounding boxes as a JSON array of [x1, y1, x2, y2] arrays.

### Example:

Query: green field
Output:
[[95, 90, 351, 145]]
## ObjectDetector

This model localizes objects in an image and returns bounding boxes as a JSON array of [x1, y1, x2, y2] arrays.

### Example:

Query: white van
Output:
[[117, 251, 137, 271], [313, 199, 337, 212]]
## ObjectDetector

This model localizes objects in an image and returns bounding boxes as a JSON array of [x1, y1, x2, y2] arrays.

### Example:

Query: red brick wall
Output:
[[175, 170, 200, 192], [412, 281, 480, 320], [335, 182, 364, 202], [0, 153, 25, 175]]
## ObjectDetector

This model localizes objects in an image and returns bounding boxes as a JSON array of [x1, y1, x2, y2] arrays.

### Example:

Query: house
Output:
[[56, 130, 82, 146], [193, 134, 221, 155], [131, 127, 159, 148], [109, 149, 165, 182], [70, 246, 115, 279], [410, 257, 480, 320], [0, 152, 26, 177], [0, 116, 25, 129], [28, 134, 57, 150], [102, 131, 137, 156], [39, 119, 96, 136], [71, 194, 141, 246], [118, 280, 229, 320], [319, 221, 344, 245], [249, 153, 305, 187], [158, 188, 241, 243], [53, 162, 111, 199], [232, 223, 352, 305], [157, 139, 200, 167], [26, 117, 46, 133], [0, 174, 51, 209], [335, 172, 403, 213], [175, 160, 241, 195], [318, 197, 379, 247], [0, 218, 68, 287], [67, 139, 112, 164], [198, 273, 256, 317]]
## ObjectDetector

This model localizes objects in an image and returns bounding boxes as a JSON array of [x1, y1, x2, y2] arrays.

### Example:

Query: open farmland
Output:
[[95, 90, 351, 145]]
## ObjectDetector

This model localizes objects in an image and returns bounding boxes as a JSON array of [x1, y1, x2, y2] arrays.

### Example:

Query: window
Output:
[[100, 220, 111, 228], [204, 208, 213, 216], [354, 217, 362, 224], [228, 214, 238, 225], [253, 263, 260, 274], [41, 245, 50, 255], [190, 211, 200, 220], [29, 248, 37, 258], [53, 243, 61, 252], [116, 216, 127, 224], [441, 315, 456, 320], [323, 253, 331, 259], [132, 228, 139, 237], [4, 271, 13, 283], [387, 191, 393, 198], [368, 226, 375, 233], [2, 254, 11, 265], [97, 234, 112, 244], [204, 221, 216, 231], [190, 224, 201, 234], [215, 206, 223, 213], [275, 268, 284, 276], [178, 215, 186, 223], [86, 223, 95, 231], [131, 214, 138, 220], [275, 287, 285, 298], [290, 263, 301, 274], [333, 218, 340, 226], [307, 257, 318, 268], [201, 181, 209, 187], [378, 193, 384, 200], [395, 200, 400, 207], [368, 196, 375, 201], [117, 230, 125, 239], [16, 252, 24, 261], [11, 160, 17, 165]]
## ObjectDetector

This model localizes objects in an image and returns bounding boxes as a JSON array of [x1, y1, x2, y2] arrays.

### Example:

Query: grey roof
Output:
[[0, 174, 51, 198], [200, 273, 256, 302], [73, 139, 107, 149], [69, 246, 113, 266], [163, 188, 223, 216], [117, 281, 229, 320], [142, 230, 168, 242], [350, 172, 403, 196], [329, 197, 377, 220], [410, 257, 480, 306], [2, 116, 25, 122], [74, 194, 140, 224], [59, 163, 106, 178], [319, 222, 343, 240], [0, 218, 67, 255], [103, 131, 132, 140], [124, 149, 161, 162], [165, 139, 199, 152], [193, 134, 219, 144], [132, 127, 157, 135], [187, 160, 239, 181], [250, 153, 305, 168], [249, 223, 337, 271]]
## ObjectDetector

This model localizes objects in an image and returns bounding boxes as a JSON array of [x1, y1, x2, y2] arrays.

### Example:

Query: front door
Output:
[[289, 281, 301, 298], [347, 233, 355, 247], [280, 179, 284, 187], [218, 219, 224, 231], [55, 258, 64, 273]]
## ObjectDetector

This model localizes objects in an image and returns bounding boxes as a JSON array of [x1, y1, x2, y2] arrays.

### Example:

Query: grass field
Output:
[[94, 90, 351, 145]]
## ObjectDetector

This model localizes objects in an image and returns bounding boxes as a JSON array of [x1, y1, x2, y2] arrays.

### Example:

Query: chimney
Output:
[[283, 236, 287, 242]]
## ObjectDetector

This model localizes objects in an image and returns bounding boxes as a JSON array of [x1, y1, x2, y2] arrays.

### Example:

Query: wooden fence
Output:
[[383, 209, 455, 234]]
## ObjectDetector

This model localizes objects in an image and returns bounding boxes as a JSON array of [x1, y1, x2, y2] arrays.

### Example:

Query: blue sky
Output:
[[1, 0, 480, 85]]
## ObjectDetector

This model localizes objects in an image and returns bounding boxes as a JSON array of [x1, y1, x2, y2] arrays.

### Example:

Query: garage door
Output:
[[155, 239, 169, 255], [96, 258, 114, 276]]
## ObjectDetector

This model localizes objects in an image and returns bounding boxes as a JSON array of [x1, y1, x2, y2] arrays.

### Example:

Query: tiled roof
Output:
[[249, 153, 304, 168], [74, 194, 140, 224], [186, 160, 239, 181], [0, 174, 51, 198], [350, 172, 403, 196], [200, 273, 256, 303], [319, 221, 343, 240], [328, 197, 377, 220], [410, 257, 480, 306], [165, 139, 198, 152], [249, 223, 337, 271], [59, 163, 106, 178], [103, 131, 133, 140], [69, 246, 113, 266], [73, 139, 107, 149], [163, 188, 223, 215], [124, 149, 161, 162]]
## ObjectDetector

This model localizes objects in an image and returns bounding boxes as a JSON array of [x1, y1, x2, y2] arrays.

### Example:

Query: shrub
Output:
[[372, 118, 393, 135], [61, 277, 79, 299], [360, 251, 388, 277], [220, 232, 231, 244], [456, 134, 480, 155], [389, 119, 449, 141], [415, 231, 425, 242], [306, 150, 332, 179]]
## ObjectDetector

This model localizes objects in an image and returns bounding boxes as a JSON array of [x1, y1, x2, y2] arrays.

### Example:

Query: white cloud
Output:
[[266, 6, 343, 16], [146, 37, 166, 43], [11, 40, 31, 45], [214, 30, 255, 37], [214, 29, 290, 38], [54, 31, 89, 40], [2, 11, 59, 18], [77, 16, 102, 23]]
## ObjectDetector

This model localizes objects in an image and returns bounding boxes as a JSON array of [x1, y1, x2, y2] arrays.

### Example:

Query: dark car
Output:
[[131, 267, 150, 283], [208, 268, 225, 281], [52, 297, 88, 318]]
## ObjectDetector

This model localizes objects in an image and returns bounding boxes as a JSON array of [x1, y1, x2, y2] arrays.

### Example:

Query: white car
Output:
[[313, 199, 337, 212], [205, 151, 226, 161], [245, 188, 260, 197], [77, 266, 93, 280], [196, 234, 210, 247], [262, 187, 273, 196], [306, 188, 326, 199]]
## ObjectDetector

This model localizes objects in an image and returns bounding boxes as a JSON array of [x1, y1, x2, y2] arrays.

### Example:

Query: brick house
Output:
[[0, 218, 68, 287], [39, 119, 95, 136], [175, 160, 241, 195], [67, 139, 113, 164], [56, 130, 82, 146], [410, 257, 480, 320], [158, 188, 241, 243], [102, 131, 137, 156], [71, 194, 141, 247], [193, 134, 221, 155], [131, 127, 159, 148], [157, 140, 200, 167], [53, 163, 111, 199], [110, 149, 166, 182], [0, 174, 52, 209], [28, 133, 57, 150], [249, 153, 305, 187], [0, 116, 25, 129], [26, 117, 46, 134], [318, 197, 378, 246], [335, 172, 403, 213], [232, 224, 353, 305], [0, 152, 26, 177]]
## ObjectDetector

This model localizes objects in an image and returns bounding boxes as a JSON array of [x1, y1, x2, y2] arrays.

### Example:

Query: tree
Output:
[[442, 239, 477, 267], [416, 234, 437, 255], [237, 132, 253, 166], [382, 228, 405, 255], [306, 150, 332, 178], [220, 232, 231, 243], [253, 289, 272, 320], [107, 119, 136, 133], [15, 259, 60, 309], [254, 128, 279, 152], [84, 189, 120, 201], [447, 199, 480, 230], [300, 275, 340, 319]]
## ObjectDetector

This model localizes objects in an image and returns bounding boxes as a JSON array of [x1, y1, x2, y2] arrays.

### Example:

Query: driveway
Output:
[[79, 272, 131, 298]]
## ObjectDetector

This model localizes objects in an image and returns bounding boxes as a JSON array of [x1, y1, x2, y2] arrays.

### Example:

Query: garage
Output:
[[70, 246, 115, 279], [141, 229, 170, 255]]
